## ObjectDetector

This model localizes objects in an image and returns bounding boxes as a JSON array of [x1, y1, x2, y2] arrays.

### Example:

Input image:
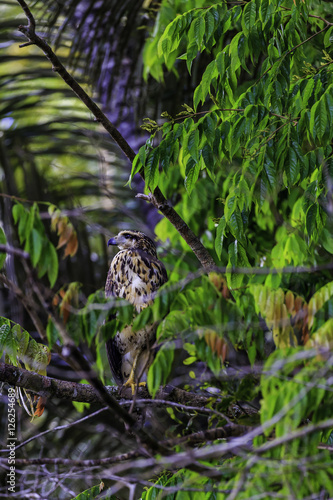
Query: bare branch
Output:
[[0, 244, 29, 259], [5, 407, 108, 452], [15, 0, 215, 271]]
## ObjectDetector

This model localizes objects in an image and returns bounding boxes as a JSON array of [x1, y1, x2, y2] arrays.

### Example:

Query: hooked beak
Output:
[[108, 237, 117, 246]]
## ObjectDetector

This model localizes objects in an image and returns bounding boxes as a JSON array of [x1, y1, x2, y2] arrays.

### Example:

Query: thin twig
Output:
[[0, 244, 29, 259], [3, 407, 108, 452]]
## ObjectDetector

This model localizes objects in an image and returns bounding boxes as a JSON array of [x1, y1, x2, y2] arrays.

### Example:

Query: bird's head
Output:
[[108, 230, 157, 256]]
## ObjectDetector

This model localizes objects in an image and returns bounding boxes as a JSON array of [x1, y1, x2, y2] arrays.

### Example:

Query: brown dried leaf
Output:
[[34, 396, 47, 417], [64, 232, 78, 257], [285, 290, 294, 314], [60, 301, 71, 324], [208, 272, 230, 298], [294, 295, 304, 312], [52, 294, 60, 307], [57, 223, 73, 249], [204, 330, 228, 362]]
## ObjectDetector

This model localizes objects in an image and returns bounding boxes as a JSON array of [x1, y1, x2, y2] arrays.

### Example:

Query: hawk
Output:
[[105, 230, 167, 393]]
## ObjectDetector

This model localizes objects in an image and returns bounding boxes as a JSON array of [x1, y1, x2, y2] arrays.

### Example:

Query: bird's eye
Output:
[[123, 233, 131, 239]]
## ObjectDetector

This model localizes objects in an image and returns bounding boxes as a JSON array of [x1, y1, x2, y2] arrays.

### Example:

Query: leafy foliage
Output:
[[1, 0, 333, 498], [0, 316, 50, 417]]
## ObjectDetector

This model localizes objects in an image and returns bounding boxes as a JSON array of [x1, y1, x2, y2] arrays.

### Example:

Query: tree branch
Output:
[[16, 0, 215, 271], [0, 244, 29, 259], [3, 425, 250, 467], [0, 361, 116, 403], [0, 361, 220, 408]]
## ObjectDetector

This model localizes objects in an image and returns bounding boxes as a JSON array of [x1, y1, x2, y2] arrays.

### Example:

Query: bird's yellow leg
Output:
[[123, 354, 146, 394]]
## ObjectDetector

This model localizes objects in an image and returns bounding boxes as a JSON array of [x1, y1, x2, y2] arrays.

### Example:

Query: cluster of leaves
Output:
[[11, 202, 78, 287], [0, 317, 50, 374], [135, 0, 333, 292], [0, 316, 50, 417]]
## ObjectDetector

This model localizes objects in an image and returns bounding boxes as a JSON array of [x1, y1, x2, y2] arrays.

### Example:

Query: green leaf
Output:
[[306, 203, 318, 237], [184, 158, 200, 195], [324, 26, 333, 48], [283, 233, 301, 264], [46, 242, 59, 288], [0, 323, 11, 358], [215, 216, 226, 260], [132, 306, 153, 332], [259, 0, 271, 24], [287, 147, 300, 185], [196, 60, 217, 107], [139, 144, 147, 166], [13, 324, 29, 357], [0, 227, 6, 270], [238, 33, 249, 72], [242, 1, 257, 36], [264, 158, 277, 190], [202, 143, 214, 172], [322, 228, 333, 254], [12, 202, 24, 224], [147, 342, 175, 398], [144, 148, 160, 192], [160, 36, 171, 61], [226, 241, 249, 289], [230, 32, 242, 73], [25, 202, 38, 242], [17, 209, 28, 244], [202, 113, 216, 145], [228, 210, 244, 243], [325, 91, 333, 127], [117, 302, 135, 326], [187, 128, 199, 162], [29, 228, 43, 267], [46, 318, 59, 348], [302, 78, 315, 108], [186, 42, 198, 74], [129, 154, 143, 186], [310, 98, 328, 141], [204, 10, 215, 43], [0, 325, 18, 365], [71, 483, 104, 500], [193, 16, 205, 49]]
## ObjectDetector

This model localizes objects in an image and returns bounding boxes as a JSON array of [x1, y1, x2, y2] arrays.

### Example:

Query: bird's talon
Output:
[[123, 378, 146, 395]]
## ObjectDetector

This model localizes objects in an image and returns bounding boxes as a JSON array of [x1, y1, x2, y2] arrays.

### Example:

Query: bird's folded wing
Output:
[[105, 338, 123, 385]]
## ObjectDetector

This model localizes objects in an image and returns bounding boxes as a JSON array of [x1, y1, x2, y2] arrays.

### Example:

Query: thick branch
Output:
[[0, 361, 214, 407], [16, 0, 215, 271], [0, 361, 116, 403]]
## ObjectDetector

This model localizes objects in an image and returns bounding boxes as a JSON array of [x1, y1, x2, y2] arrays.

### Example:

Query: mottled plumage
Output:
[[105, 230, 167, 392]]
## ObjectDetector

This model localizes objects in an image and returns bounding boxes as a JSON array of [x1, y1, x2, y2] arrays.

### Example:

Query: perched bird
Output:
[[105, 230, 167, 393]]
